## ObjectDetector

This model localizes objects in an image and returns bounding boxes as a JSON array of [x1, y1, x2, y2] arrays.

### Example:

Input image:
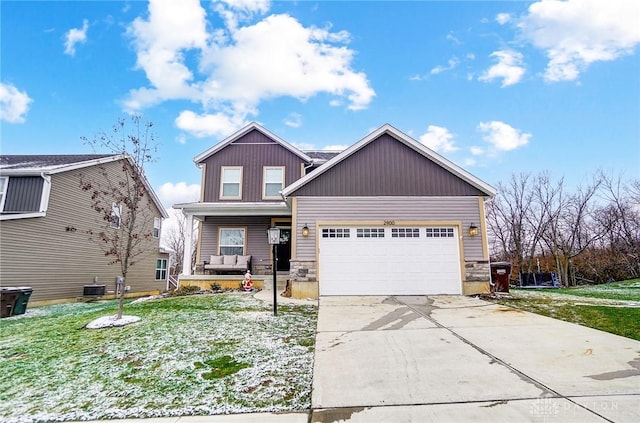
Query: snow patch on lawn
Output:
[[85, 315, 141, 329]]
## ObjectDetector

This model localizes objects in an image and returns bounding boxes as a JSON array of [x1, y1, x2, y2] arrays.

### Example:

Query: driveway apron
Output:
[[311, 295, 640, 422]]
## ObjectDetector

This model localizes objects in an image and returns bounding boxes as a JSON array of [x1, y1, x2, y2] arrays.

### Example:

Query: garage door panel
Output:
[[319, 226, 461, 296]]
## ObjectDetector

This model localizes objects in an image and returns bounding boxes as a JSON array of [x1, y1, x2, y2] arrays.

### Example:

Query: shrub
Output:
[[170, 285, 202, 297]]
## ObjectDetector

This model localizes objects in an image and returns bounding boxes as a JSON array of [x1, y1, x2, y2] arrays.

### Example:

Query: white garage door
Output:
[[319, 226, 462, 295]]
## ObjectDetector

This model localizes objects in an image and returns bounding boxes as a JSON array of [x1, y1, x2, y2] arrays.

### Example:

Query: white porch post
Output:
[[182, 212, 194, 276]]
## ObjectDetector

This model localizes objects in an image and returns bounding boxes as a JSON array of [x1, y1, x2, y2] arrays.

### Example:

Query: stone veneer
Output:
[[465, 260, 490, 282], [289, 259, 318, 282]]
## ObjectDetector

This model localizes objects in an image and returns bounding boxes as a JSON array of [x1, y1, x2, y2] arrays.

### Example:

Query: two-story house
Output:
[[175, 122, 496, 298], [0, 155, 169, 305]]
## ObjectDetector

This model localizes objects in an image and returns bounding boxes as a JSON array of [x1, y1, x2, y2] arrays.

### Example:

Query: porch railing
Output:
[[167, 275, 179, 291]]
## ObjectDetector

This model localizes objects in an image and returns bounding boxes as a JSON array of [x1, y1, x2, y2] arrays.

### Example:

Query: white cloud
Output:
[[496, 13, 511, 25], [0, 82, 33, 123], [519, 0, 640, 82], [175, 110, 246, 138], [157, 181, 201, 208], [470, 146, 484, 156], [477, 121, 531, 151], [124, 0, 375, 137], [479, 50, 526, 87], [64, 19, 89, 56], [284, 112, 302, 128], [419, 125, 458, 153], [430, 58, 459, 75]]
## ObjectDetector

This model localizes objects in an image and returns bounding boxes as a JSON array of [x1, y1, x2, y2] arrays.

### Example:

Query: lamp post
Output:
[[267, 226, 281, 316]]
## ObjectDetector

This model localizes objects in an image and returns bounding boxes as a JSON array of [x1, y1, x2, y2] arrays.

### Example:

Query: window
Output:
[[357, 228, 385, 238], [263, 167, 285, 199], [0, 177, 7, 212], [322, 228, 350, 238], [153, 217, 162, 238], [392, 228, 420, 238], [155, 258, 167, 280], [425, 227, 454, 238], [110, 203, 121, 229], [220, 167, 242, 199], [219, 228, 245, 255]]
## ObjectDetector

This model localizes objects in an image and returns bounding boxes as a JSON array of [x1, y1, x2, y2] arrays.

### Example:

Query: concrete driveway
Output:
[[311, 296, 640, 422]]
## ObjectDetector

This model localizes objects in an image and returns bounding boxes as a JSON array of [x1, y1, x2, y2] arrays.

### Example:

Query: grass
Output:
[[0, 293, 318, 423], [495, 278, 640, 341]]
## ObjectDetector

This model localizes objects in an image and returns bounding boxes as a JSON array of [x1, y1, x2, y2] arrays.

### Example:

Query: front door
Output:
[[276, 229, 291, 271]]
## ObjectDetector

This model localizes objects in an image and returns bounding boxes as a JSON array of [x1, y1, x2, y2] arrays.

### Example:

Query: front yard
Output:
[[494, 279, 640, 341], [0, 293, 317, 422]]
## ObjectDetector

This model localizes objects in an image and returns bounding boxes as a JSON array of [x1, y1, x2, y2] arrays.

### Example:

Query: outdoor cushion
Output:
[[223, 255, 237, 265], [236, 255, 251, 267], [209, 255, 224, 265]]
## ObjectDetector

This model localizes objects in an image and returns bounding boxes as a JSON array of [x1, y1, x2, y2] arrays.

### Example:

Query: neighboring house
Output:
[[0, 155, 169, 305], [175, 123, 497, 298]]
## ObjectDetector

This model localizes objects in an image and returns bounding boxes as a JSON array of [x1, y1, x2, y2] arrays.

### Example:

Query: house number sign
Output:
[[383, 220, 396, 225]]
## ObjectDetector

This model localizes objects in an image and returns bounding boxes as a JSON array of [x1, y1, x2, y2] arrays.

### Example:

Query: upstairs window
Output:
[[220, 167, 242, 199], [110, 203, 121, 229], [0, 177, 7, 212], [153, 217, 162, 238], [263, 167, 285, 199]]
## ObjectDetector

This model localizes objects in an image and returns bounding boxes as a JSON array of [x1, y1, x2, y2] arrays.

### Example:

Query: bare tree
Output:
[[79, 116, 157, 319], [163, 211, 197, 275]]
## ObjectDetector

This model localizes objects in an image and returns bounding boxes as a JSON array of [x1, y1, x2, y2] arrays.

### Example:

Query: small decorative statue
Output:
[[242, 270, 253, 292]]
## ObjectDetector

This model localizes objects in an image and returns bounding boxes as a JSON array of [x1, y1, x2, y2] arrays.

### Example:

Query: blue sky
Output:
[[2, 0, 639, 211]]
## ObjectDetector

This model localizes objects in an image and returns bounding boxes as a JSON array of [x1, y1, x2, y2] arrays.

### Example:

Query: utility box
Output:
[[83, 285, 106, 296], [490, 262, 512, 293]]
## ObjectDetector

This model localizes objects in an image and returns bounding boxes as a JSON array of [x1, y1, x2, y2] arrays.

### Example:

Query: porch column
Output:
[[182, 212, 194, 276]]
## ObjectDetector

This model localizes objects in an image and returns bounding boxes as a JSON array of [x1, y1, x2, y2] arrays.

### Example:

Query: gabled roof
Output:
[[194, 122, 313, 164], [282, 124, 497, 198], [0, 154, 168, 218]]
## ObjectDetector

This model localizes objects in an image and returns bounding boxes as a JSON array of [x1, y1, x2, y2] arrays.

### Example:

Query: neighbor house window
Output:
[[0, 177, 7, 212], [219, 228, 245, 255], [155, 258, 167, 280], [263, 166, 285, 199], [220, 167, 242, 199], [110, 203, 121, 229], [153, 217, 162, 238]]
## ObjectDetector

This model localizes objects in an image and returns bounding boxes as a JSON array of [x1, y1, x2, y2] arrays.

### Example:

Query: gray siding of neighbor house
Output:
[[0, 160, 166, 303], [294, 196, 485, 260], [199, 216, 273, 268], [3, 176, 44, 213], [199, 129, 306, 202], [290, 133, 485, 197]]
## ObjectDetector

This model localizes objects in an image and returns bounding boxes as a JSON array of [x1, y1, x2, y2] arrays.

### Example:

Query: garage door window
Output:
[[425, 227, 454, 238], [357, 228, 385, 238], [322, 228, 350, 238], [391, 228, 420, 238]]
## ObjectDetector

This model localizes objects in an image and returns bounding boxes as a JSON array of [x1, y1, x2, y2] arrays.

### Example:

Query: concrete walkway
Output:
[[310, 295, 640, 422]]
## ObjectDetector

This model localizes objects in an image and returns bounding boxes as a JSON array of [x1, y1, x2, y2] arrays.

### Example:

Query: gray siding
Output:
[[0, 160, 166, 302], [3, 176, 44, 213], [200, 129, 305, 202], [290, 134, 485, 197], [294, 196, 485, 260], [199, 216, 272, 268]]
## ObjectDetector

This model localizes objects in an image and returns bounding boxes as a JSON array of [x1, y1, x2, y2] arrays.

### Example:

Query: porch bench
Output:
[[203, 255, 251, 274]]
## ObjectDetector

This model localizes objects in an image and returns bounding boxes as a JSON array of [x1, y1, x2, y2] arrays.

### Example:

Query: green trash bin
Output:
[[1, 287, 21, 318], [12, 287, 33, 316]]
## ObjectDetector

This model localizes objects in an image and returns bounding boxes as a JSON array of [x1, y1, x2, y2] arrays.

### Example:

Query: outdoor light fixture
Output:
[[301, 224, 310, 237], [267, 226, 281, 316], [468, 223, 479, 237]]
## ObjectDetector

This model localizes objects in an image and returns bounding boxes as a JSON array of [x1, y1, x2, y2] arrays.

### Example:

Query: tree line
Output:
[[486, 171, 640, 286]]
